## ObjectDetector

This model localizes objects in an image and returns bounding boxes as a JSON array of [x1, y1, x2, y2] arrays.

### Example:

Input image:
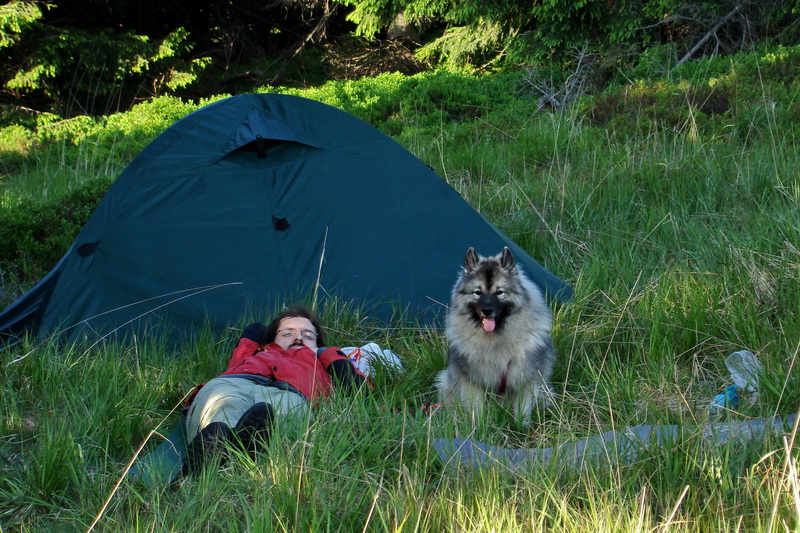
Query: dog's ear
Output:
[[464, 247, 479, 271], [500, 246, 515, 270]]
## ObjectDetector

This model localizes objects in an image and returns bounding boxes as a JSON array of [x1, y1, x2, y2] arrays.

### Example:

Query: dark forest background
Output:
[[2, 0, 798, 121]]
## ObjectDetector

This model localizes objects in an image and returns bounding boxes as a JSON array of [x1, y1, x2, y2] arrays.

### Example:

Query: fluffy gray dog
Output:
[[436, 247, 555, 426]]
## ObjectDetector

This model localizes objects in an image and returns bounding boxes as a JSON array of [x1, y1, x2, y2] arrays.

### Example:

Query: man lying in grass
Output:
[[182, 306, 367, 471]]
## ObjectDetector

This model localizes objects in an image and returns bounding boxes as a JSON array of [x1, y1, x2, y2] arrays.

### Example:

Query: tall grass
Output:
[[1, 49, 799, 531]]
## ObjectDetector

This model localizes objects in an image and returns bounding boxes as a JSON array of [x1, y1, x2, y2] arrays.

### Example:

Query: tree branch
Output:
[[675, 0, 750, 68]]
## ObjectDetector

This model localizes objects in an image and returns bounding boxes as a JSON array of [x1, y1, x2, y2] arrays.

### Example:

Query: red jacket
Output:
[[219, 339, 363, 401]]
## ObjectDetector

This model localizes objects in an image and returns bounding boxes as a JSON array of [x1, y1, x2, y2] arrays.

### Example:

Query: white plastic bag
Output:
[[342, 342, 404, 378], [726, 349, 761, 393], [710, 349, 762, 413]]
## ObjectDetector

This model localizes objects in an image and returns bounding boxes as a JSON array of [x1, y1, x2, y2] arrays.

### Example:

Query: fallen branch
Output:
[[675, 0, 750, 68]]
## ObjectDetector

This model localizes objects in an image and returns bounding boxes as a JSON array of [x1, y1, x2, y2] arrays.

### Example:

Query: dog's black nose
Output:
[[481, 308, 494, 317]]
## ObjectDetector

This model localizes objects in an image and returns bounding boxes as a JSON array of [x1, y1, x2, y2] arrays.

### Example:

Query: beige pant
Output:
[[184, 376, 310, 442]]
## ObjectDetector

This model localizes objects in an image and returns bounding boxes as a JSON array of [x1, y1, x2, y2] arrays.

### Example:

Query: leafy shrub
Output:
[[4, 21, 207, 117], [582, 45, 800, 140], [72, 96, 200, 169], [270, 69, 521, 137], [0, 125, 34, 176], [35, 115, 100, 145], [0, 178, 113, 287], [585, 79, 733, 136], [102, 95, 199, 141]]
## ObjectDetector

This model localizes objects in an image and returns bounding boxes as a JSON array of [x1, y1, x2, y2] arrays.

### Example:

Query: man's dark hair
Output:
[[265, 306, 325, 346]]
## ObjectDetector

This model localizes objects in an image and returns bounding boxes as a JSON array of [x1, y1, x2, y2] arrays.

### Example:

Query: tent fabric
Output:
[[127, 412, 188, 487], [0, 93, 572, 346]]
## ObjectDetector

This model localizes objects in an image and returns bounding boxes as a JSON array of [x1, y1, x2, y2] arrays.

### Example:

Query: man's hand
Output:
[[327, 357, 367, 391], [241, 322, 270, 345]]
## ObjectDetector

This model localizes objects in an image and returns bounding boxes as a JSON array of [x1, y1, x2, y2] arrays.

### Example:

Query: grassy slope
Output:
[[1, 47, 799, 531]]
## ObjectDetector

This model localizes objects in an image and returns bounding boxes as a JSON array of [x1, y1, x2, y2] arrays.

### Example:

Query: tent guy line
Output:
[[8, 282, 244, 365]]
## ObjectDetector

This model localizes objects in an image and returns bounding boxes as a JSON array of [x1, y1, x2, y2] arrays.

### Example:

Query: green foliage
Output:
[[0, 0, 46, 49], [0, 177, 113, 284], [1, 3, 213, 119], [0, 124, 34, 172], [335, 0, 641, 67], [1, 94, 197, 193], [269, 70, 521, 137], [28, 94, 199, 153], [331, 0, 800, 70], [2, 0, 798, 119], [4, 23, 207, 114], [583, 44, 800, 141], [333, 0, 537, 67], [416, 19, 509, 68], [521, 0, 642, 55], [95, 95, 200, 152], [333, 0, 398, 38]]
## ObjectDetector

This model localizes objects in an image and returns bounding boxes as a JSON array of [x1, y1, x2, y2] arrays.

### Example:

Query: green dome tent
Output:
[[0, 93, 571, 346]]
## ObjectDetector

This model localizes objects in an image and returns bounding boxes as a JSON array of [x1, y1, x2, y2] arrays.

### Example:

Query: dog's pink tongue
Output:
[[482, 317, 496, 332]]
